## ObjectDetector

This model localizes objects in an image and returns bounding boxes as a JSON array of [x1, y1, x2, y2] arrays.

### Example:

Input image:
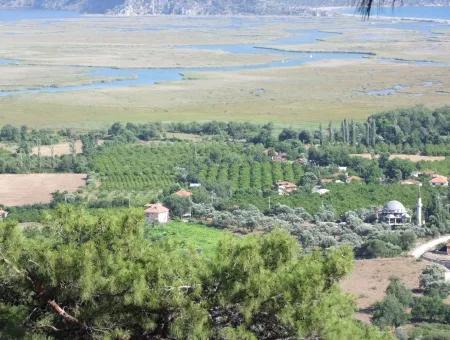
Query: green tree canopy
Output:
[[1, 206, 390, 339]]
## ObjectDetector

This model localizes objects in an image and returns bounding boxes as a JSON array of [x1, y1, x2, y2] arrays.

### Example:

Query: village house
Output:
[[379, 200, 411, 226], [346, 175, 362, 184], [175, 189, 193, 198], [312, 186, 330, 195], [430, 175, 448, 187], [145, 203, 170, 224], [272, 152, 288, 163], [0, 209, 8, 220], [338, 166, 348, 173], [276, 181, 298, 195]]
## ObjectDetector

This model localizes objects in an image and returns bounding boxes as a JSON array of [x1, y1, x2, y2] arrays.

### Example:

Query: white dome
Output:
[[383, 200, 407, 214]]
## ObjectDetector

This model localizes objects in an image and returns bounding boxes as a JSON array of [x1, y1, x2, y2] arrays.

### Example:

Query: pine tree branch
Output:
[[1, 251, 86, 330], [47, 300, 81, 325], [355, 0, 401, 18]]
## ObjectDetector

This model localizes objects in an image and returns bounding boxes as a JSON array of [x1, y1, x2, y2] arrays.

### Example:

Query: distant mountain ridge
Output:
[[0, 0, 448, 15]]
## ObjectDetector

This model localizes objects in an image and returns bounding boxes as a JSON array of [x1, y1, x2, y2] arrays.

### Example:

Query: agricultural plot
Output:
[[32, 140, 83, 157], [91, 143, 195, 191], [0, 173, 86, 206], [197, 160, 303, 192], [91, 143, 303, 193]]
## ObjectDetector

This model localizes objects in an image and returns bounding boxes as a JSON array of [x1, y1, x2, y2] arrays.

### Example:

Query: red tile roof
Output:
[[175, 189, 192, 197], [145, 203, 169, 214], [276, 181, 297, 188], [431, 176, 448, 184]]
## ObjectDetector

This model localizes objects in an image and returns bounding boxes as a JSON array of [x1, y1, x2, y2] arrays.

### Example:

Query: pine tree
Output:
[[0, 206, 392, 340]]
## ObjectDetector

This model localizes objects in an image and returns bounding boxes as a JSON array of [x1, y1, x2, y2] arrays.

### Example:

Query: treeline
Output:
[[305, 144, 419, 183], [280, 106, 450, 155], [0, 147, 89, 174]]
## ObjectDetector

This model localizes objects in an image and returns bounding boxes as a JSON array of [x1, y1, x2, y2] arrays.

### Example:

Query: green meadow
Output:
[[146, 221, 229, 256]]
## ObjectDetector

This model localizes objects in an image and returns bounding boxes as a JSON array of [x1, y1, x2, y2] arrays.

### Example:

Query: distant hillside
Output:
[[0, 0, 448, 15]]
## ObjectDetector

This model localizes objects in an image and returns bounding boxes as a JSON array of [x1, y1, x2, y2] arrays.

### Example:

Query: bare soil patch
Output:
[[390, 154, 445, 162], [32, 140, 82, 157], [0, 173, 86, 206], [351, 153, 445, 162], [340, 257, 428, 323]]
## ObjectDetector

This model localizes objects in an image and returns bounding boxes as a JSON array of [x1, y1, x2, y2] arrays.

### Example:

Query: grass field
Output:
[[0, 16, 448, 128], [146, 221, 229, 256], [0, 173, 87, 206]]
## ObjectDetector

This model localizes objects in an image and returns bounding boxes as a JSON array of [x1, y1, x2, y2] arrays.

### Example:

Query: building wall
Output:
[[146, 212, 169, 224]]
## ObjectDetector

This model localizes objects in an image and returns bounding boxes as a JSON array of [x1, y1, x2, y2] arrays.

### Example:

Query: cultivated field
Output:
[[0, 173, 87, 206], [340, 257, 428, 323]]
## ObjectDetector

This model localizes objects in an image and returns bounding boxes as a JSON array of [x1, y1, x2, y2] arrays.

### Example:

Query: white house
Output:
[[145, 203, 169, 224], [430, 175, 448, 187], [0, 209, 8, 220], [312, 186, 330, 195]]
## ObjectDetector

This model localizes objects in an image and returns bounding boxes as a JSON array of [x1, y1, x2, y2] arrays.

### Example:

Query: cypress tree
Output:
[[371, 118, 377, 146], [351, 120, 357, 146], [365, 122, 370, 146], [319, 123, 324, 145], [328, 122, 334, 143]]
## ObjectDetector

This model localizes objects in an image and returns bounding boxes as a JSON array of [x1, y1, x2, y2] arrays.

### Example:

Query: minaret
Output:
[[416, 186, 423, 227]]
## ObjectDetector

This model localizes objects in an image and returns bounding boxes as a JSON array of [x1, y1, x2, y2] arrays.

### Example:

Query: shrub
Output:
[[420, 264, 450, 298], [372, 295, 409, 328]]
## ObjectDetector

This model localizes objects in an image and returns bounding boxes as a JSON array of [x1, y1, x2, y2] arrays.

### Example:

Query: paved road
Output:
[[410, 235, 450, 282], [410, 235, 450, 259]]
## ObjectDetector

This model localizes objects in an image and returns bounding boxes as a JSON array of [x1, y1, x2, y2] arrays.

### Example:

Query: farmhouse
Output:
[[430, 175, 448, 187], [276, 181, 298, 195], [175, 189, 193, 198], [145, 203, 170, 224], [272, 152, 288, 163], [0, 209, 8, 220], [312, 186, 330, 195], [379, 200, 411, 226]]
